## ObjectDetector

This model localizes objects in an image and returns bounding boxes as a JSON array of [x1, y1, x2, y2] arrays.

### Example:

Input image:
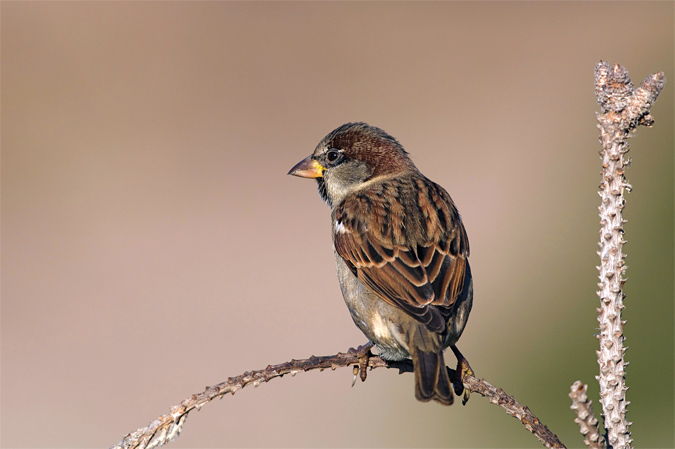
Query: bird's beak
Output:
[[288, 156, 324, 178]]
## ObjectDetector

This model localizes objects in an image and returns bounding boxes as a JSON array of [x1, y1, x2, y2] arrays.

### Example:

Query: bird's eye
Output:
[[326, 150, 340, 162]]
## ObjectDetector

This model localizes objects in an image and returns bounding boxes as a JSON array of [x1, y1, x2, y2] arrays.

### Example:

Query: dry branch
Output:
[[111, 352, 565, 449], [570, 381, 606, 449], [579, 61, 665, 449]]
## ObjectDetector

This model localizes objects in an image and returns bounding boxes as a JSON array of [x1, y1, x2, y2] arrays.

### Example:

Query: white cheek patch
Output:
[[334, 220, 347, 234]]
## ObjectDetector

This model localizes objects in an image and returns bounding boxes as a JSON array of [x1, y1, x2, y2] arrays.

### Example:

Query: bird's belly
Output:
[[334, 254, 410, 361]]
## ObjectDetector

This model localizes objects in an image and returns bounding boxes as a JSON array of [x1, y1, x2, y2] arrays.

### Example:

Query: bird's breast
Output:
[[334, 251, 410, 361]]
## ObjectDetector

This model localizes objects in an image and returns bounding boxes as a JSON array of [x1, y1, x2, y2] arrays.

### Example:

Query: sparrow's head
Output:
[[288, 122, 417, 206]]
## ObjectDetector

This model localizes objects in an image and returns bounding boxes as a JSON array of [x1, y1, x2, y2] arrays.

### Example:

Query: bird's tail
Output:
[[409, 326, 453, 405]]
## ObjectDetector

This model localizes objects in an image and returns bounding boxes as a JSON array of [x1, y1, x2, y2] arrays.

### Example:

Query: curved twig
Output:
[[111, 351, 564, 449]]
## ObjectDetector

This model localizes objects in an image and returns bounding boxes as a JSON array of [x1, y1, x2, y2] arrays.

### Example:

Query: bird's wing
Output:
[[333, 177, 469, 333]]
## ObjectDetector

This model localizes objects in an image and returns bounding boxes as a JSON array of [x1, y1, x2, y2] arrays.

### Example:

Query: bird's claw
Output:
[[348, 342, 374, 385], [451, 345, 474, 405]]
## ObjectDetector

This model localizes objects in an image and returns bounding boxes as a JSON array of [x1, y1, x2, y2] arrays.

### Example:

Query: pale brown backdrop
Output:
[[2, 2, 673, 448]]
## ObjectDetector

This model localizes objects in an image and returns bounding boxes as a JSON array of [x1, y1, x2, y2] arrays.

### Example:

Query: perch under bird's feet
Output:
[[451, 345, 474, 405], [349, 342, 375, 386]]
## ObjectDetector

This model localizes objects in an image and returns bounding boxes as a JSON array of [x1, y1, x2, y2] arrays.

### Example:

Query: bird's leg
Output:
[[450, 345, 474, 405], [348, 342, 374, 385]]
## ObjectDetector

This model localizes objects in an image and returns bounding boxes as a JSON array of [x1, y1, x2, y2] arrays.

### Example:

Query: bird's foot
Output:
[[348, 342, 374, 386], [450, 345, 474, 405]]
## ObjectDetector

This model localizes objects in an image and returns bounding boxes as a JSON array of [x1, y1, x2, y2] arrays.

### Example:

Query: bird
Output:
[[288, 122, 473, 405]]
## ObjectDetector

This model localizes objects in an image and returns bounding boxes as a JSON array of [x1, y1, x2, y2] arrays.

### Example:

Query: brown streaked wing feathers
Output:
[[333, 178, 469, 334]]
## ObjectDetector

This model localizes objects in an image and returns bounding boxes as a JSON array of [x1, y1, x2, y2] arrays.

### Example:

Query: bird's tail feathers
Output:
[[409, 327, 453, 406]]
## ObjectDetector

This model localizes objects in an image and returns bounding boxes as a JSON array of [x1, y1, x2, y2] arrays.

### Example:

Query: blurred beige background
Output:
[[2, 2, 673, 448]]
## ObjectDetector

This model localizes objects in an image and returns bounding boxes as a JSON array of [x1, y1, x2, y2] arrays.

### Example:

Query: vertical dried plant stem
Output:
[[570, 381, 605, 449], [591, 62, 665, 449], [596, 93, 631, 449]]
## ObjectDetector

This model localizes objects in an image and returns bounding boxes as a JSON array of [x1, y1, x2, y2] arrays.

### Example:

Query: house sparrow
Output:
[[289, 122, 473, 405]]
